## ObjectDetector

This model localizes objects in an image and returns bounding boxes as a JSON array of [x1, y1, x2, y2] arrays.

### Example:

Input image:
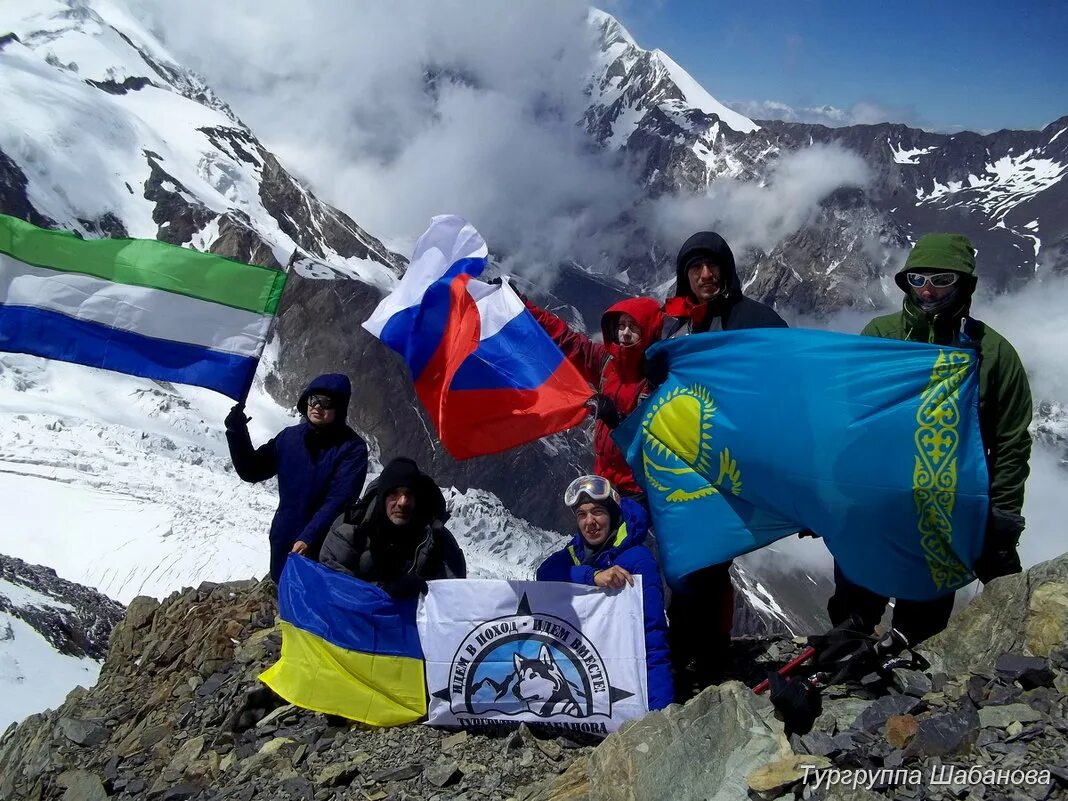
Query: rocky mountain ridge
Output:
[[0, 553, 1064, 800]]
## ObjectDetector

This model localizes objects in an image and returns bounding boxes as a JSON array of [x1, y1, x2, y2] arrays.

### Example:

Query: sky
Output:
[[610, 0, 1068, 132]]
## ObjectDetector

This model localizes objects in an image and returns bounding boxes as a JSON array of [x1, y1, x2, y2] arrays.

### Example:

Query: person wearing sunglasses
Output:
[[225, 373, 369, 584], [826, 232, 1033, 645], [535, 475, 673, 709]]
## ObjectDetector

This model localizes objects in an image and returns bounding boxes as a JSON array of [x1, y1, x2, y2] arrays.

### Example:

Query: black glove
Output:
[[974, 506, 1024, 584], [643, 349, 669, 388], [807, 615, 877, 684], [588, 393, 621, 429], [384, 574, 429, 600], [486, 276, 503, 286], [767, 673, 822, 736], [225, 402, 250, 431], [797, 528, 820, 539], [871, 628, 921, 672]]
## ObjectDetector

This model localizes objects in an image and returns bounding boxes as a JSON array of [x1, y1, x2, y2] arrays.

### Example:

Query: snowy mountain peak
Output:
[[0, 0, 403, 286], [0, 0, 237, 122], [648, 48, 759, 134], [586, 7, 758, 148]]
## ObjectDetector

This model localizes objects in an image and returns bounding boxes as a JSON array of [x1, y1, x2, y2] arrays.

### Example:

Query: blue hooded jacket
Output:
[[535, 498, 673, 710], [227, 373, 369, 582]]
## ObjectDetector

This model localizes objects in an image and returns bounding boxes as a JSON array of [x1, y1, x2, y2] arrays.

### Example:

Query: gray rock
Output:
[[165, 734, 205, 777], [995, 654, 1055, 689], [161, 785, 200, 801], [255, 703, 296, 728], [904, 705, 980, 757], [854, 694, 924, 733], [814, 697, 871, 734], [426, 759, 461, 788], [892, 669, 933, 698], [521, 681, 789, 801], [831, 732, 855, 752], [535, 738, 563, 761], [369, 763, 422, 783], [314, 760, 361, 788], [978, 703, 1045, 729], [920, 555, 1068, 675], [798, 731, 839, 757], [440, 730, 468, 752], [57, 770, 108, 801], [57, 717, 110, 747], [985, 684, 1023, 706]]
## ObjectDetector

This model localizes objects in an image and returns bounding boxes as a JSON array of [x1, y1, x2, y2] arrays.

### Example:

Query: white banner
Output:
[[418, 578, 649, 736]]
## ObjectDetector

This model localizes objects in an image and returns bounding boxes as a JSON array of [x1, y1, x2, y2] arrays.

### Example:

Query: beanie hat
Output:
[[378, 457, 422, 497]]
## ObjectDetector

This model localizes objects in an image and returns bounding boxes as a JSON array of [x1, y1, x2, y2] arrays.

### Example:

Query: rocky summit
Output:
[[0, 553, 1065, 800]]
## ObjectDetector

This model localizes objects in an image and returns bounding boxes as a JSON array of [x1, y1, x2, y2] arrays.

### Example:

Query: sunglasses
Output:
[[906, 272, 959, 289], [306, 394, 336, 410]]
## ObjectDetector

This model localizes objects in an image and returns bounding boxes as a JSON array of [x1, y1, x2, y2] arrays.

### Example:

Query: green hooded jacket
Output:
[[862, 234, 1032, 514]]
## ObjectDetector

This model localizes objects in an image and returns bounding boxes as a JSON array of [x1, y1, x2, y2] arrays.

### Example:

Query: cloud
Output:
[[796, 271, 1068, 571], [126, 0, 641, 275], [651, 144, 873, 255], [726, 98, 918, 128]]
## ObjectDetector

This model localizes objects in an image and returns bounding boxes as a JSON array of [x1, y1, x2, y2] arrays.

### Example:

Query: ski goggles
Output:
[[905, 271, 959, 289], [563, 475, 620, 508], [306, 394, 336, 410]]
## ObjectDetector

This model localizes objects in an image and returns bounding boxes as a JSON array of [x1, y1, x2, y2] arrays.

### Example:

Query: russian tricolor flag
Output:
[[363, 216, 591, 459]]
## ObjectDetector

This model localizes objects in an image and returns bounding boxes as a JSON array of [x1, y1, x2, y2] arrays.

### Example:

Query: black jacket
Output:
[[319, 472, 467, 585], [664, 231, 787, 336]]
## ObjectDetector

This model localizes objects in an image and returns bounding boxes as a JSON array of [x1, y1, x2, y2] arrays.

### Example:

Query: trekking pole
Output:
[[752, 646, 817, 695]]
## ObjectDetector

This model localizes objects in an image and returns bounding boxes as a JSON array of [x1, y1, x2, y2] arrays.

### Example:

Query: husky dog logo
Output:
[[432, 594, 634, 725], [512, 645, 580, 717]]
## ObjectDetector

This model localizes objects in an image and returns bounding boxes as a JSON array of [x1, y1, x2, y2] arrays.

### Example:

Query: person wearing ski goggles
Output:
[[535, 475, 674, 709], [824, 233, 1032, 647]]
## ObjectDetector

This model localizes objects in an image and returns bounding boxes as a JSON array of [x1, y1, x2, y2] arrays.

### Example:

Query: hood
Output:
[[368, 457, 448, 530], [600, 297, 664, 380], [599, 297, 664, 348], [296, 373, 352, 420], [894, 233, 978, 297], [673, 231, 741, 301], [567, 496, 649, 563]]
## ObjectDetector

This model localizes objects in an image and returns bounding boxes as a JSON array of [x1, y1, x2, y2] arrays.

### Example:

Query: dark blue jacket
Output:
[[227, 374, 369, 582], [535, 499, 673, 710]]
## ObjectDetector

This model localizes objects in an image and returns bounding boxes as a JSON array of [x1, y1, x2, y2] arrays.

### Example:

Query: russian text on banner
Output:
[[614, 328, 989, 601], [419, 578, 648, 734], [363, 215, 591, 458], [260, 556, 426, 726], [0, 214, 286, 400]]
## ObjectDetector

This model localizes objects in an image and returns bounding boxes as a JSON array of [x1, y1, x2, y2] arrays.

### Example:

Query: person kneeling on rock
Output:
[[319, 457, 467, 598], [535, 475, 673, 710]]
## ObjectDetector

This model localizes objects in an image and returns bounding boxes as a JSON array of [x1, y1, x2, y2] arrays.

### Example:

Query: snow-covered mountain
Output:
[[581, 10, 1068, 309], [2, 0, 1064, 730], [0, 0, 401, 285], [0, 553, 123, 730]]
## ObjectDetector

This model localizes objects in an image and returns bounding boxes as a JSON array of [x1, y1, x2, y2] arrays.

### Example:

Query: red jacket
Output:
[[525, 296, 664, 496]]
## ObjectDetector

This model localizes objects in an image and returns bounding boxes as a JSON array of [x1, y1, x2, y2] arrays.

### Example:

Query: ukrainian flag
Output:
[[259, 556, 426, 726]]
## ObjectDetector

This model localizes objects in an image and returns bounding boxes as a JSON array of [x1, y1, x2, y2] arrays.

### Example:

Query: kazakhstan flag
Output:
[[614, 328, 990, 601], [260, 556, 426, 725]]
